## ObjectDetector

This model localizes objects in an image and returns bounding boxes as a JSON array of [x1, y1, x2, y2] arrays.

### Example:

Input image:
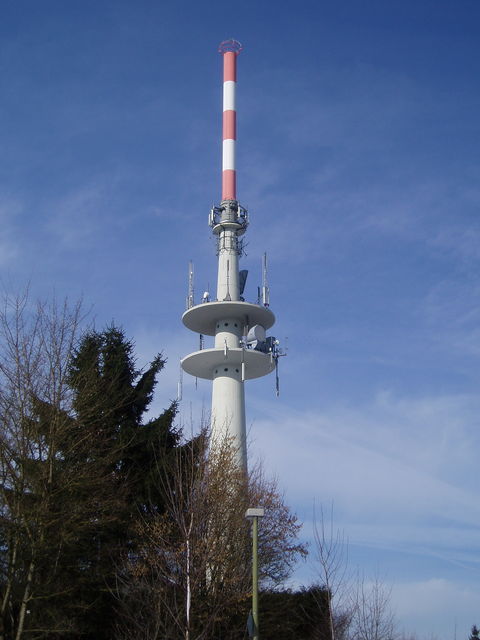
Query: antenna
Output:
[[262, 252, 270, 307], [224, 259, 232, 301], [180, 41, 282, 473], [177, 364, 183, 401], [187, 261, 194, 309], [219, 39, 242, 201], [275, 358, 280, 397]]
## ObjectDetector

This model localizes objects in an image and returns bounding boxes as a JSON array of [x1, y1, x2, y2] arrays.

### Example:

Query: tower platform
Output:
[[182, 301, 275, 336], [181, 347, 275, 380]]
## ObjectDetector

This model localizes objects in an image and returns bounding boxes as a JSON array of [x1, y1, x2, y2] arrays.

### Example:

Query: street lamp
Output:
[[245, 507, 265, 640]]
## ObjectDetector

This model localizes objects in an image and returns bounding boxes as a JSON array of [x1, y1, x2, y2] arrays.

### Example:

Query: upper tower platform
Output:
[[182, 300, 275, 336]]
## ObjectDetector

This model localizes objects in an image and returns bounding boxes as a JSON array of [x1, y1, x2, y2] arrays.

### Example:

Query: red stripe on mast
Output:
[[222, 170, 236, 201], [223, 51, 237, 82], [223, 110, 236, 140]]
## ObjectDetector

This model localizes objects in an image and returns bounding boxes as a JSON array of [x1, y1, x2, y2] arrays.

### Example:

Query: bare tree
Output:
[[114, 432, 306, 640], [312, 507, 398, 640], [0, 293, 86, 639], [312, 505, 355, 640], [350, 573, 398, 640]]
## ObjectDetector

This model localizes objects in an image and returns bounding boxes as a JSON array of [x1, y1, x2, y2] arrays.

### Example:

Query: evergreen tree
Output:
[[63, 326, 179, 638], [470, 626, 480, 640], [67, 327, 179, 510]]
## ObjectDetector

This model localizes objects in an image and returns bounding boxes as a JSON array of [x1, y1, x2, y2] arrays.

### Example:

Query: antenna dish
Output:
[[247, 325, 266, 344], [218, 39, 243, 54]]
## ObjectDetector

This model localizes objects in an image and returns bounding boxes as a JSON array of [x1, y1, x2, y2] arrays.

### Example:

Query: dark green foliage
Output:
[[220, 586, 332, 640], [67, 327, 179, 512], [261, 587, 332, 640], [62, 327, 179, 638], [470, 626, 480, 640]]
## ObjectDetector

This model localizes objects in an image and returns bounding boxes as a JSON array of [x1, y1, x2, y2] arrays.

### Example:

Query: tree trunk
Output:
[[15, 557, 35, 640]]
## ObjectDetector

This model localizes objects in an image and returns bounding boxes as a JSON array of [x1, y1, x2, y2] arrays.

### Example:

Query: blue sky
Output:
[[1, 1, 479, 638]]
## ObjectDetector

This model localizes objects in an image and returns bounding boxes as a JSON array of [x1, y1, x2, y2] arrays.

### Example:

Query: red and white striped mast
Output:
[[220, 39, 241, 201], [181, 40, 277, 469]]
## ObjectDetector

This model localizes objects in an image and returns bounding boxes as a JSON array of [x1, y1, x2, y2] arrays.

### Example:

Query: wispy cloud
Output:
[[421, 276, 480, 357], [249, 390, 480, 564], [47, 183, 110, 248]]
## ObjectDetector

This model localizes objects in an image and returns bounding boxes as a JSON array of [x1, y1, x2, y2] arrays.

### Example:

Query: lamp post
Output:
[[245, 508, 265, 640]]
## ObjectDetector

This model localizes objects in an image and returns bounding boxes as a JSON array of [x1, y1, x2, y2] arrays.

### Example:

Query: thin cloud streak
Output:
[[249, 392, 480, 559]]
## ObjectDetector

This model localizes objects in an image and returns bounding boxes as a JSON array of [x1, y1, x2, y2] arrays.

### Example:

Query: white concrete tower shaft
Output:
[[181, 40, 276, 470]]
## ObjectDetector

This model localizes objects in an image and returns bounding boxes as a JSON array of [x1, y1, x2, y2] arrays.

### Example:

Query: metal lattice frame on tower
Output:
[[181, 40, 280, 470]]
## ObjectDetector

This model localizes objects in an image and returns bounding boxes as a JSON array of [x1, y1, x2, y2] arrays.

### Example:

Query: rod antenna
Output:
[[187, 261, 195, 309], [177, 364, 183, 401], [224, 259, 232, 301], [262, 252, 270, 307]]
